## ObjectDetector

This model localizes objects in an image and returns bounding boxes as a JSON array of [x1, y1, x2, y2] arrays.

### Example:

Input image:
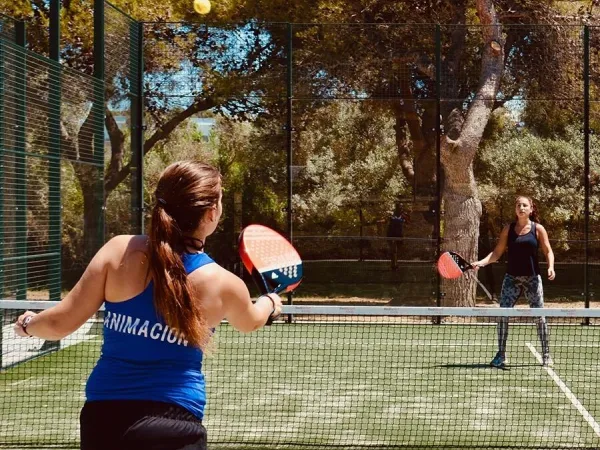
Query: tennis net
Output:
[[1, 300, 600, 449]]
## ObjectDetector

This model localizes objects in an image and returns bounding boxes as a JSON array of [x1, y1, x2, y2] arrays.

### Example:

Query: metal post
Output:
[[435, 24, 442, 311], [286, 23, 293, 243], [48, 0, 62, 303], [15, 21, 26, 301], [49, 0, 60, 61], [130, 20, 144, 234], [583, 26, 590, 322], [0, 35, 4, 370], [286, 23, 294, 321], [94, 0, 105, 248]]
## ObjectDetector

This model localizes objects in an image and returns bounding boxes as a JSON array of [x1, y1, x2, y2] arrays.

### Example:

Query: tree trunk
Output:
[[393, 91, 438, 224], [441, 189, 482, 307], [66, 108, 105, 264], [440, 0, 504, 305], [65, 97, 218, 268], [80, 169, 104, 261], [105, 98, 216, 194]]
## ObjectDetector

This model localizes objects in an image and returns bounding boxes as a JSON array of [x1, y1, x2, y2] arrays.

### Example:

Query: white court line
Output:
[[2, 320, 97, 369], [9, 376, 33, 386], [551, 344, 600, 348], [526, 342, 600, 437]]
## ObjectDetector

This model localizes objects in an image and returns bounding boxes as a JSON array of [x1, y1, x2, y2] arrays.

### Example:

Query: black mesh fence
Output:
[[1, 9, 600, 449], [104, 1, 143, 239], [0, 13, 17, 42], [137, 22, 600, 308]]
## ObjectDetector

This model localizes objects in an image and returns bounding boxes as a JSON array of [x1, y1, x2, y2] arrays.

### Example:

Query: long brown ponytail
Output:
[[148, 161, 221, 349]]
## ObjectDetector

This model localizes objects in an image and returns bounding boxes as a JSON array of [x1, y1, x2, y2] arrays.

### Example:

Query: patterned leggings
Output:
[[497, 274, 550, 357]]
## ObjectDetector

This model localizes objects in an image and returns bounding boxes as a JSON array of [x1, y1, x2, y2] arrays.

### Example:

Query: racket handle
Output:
[[262, 293, 279, 326], [467, 262, 495, 302], [473, 277, 494, 302], [251, 268, 270, 294], [248, 269, 280, 326]]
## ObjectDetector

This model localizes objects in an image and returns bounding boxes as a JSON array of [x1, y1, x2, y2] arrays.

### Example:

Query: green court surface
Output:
[[1, 322, 599, 449]]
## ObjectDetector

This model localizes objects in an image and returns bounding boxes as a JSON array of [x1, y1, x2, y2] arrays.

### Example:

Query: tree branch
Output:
[[143, 97, 216, 152], [459, 0, 504, 161], [104, 97, 217, 193], [105, 108, 125, 178], [393, 111, 415, 184]]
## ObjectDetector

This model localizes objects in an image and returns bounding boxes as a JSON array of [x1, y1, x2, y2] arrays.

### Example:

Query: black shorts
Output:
[[80, 400, 207, 450]]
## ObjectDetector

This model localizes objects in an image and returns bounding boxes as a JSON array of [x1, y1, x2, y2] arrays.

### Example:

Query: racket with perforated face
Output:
[[437, 251, 493, 301], [239, 225, 303, 322]]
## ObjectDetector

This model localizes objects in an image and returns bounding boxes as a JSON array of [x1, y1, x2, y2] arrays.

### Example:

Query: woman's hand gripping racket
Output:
[[239, 224, 303, 324], [437, 251, 494, 302]]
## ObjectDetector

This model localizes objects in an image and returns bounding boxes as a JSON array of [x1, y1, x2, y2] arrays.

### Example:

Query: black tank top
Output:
[[507, 221, 540, 276]]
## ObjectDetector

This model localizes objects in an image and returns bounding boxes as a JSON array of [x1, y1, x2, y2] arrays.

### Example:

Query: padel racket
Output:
[[437, 251, 493, 301], [239, 224, 303, 323]]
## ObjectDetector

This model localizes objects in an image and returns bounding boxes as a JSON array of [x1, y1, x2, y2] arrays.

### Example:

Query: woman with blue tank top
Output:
[[472, 195, 555, 369], [13, 161, 283, 450]]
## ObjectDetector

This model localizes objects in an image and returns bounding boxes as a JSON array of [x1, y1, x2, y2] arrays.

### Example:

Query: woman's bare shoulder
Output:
[[103, 235, 149, 268]]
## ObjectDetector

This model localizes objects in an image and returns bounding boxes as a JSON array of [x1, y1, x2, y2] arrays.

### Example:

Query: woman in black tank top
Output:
[[472, 195, 555, 369]]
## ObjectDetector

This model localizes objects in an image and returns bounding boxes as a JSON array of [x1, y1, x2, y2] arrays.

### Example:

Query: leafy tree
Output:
[[210, 0, 590, 304], [477, 124, 600, 255], [274, 0, 590, 305], [1, 0, 292, 262], [2, 0, 597, 304], [291, 101, 408, 235]]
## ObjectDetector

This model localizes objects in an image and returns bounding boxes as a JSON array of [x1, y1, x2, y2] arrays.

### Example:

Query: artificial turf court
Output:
[[1, 308, 600, 449]]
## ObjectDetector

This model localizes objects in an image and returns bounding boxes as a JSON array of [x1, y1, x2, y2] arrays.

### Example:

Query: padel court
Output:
[[2, 307, 599, 449]]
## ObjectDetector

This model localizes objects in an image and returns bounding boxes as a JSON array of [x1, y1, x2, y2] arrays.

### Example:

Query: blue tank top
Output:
[[85, 252, 215, 419], [507, 222, 540, 276]]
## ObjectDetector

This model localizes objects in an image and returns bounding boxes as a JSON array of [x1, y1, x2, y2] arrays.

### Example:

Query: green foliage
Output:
[[477, 125, 600, 256], [292, 101, 409, 235], [3, 0, 599, 285], [143, 117, 217, 203], [482, 106, 511, 141], [234, 117, 288, 228], [61, 162, 86, 283], [520, 100, 582, 138]]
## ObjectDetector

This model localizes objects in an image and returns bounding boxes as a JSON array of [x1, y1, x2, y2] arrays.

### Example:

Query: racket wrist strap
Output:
[[21, 315, 33, 337], [260, 294, 276, 314]]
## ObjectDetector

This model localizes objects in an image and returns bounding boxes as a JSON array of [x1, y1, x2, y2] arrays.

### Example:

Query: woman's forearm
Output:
[[16, 309, 72, 340], [477, 252, 496, 266], [546, 251, 555, 270]]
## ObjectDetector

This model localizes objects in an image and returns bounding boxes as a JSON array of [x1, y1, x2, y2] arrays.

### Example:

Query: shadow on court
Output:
[[436, 363, 542, 370]]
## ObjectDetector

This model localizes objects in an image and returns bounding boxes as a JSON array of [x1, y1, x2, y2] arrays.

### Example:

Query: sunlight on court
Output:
[[4, 313, 598, 449]]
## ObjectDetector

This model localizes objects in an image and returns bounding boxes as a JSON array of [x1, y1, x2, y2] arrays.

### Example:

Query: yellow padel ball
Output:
[[193, 0, 211, 14]]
